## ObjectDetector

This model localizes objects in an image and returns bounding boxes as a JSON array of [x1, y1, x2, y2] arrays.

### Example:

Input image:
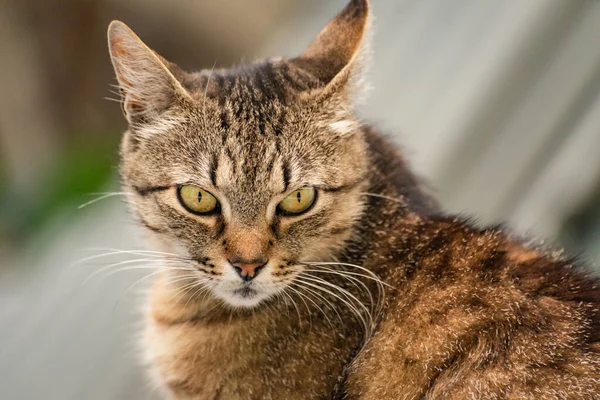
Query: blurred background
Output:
[[1, 0, 600, 398]]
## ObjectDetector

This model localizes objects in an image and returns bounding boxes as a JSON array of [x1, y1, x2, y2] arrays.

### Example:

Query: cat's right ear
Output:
[[107, 21, 192, 124]]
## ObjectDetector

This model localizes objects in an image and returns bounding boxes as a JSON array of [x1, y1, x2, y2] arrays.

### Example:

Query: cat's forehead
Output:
[[127, 60, 362, 197], [164, 62, 341, 169], [186, 61, 322, 107], [165, 62, 316, 148]]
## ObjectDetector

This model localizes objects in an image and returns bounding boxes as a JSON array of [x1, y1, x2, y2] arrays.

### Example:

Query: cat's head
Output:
[[108, 0, 371, 308]]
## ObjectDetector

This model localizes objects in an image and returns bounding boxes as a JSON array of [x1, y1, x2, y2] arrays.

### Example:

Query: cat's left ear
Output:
[[291, 0, 370, 102], [107, 21, 193, 124]]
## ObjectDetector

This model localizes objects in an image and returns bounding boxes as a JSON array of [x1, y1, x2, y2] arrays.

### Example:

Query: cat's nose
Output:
[[230, 259, 266, 281]]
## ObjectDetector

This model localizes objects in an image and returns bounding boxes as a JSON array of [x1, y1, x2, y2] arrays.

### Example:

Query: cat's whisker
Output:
[[296, 286, 333, 330], [110, 249, 190, 259], [295, 275, 372, 338], [77, 192, 132, 209], [74, 248, 191, 264], [271, 293, 291, 320], [284, 285, 314, 330], [279, 289, 302, 322], [82, 258, 161, 283], [199, 284, 219, 307], [113, 268, 194, 312], [93, 264, 190, 282], [82, 258, 187, 284], [73, 251, 160, 265], [163, 273, 203, 287], [87, 191, 134, 196], [164, 279, 203, 299], [359, 192, 404, 203], [171, 280, 205, 304], [104, 96, 124, 103], [123, 269, 174, 296], [108, 88, 124, 96], [301, 281, 346, 325], [177, 281, 206, 308], [302, 268, 376, 315], [295, 279, 368, 339], [309, 265, 386, 299], [287, 284, 335, 331], [192, 281, 216, 304], [183, 282, 214, 310], [165, 274, 214, 303], [73, 257, 180, 273], [122, 269, 201, 299], [304, 262, 386, 314], [290, 281, 343, 328], [301, 261, 390, 288], [104, 264, 191, 278], [301, 261, 389, 315], [303, 263, 388, 317], [298, 273, 375, 334]]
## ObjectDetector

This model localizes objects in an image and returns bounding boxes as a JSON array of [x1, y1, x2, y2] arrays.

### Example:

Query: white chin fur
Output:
[[212, 285, 271, 308]]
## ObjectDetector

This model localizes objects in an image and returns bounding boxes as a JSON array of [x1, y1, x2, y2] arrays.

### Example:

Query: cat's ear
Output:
[[107, 21, 192, 123], [291, 0, 370, 101]]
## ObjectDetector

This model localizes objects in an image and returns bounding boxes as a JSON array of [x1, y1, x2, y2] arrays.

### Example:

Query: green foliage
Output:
[[0, 131, 120, 246]]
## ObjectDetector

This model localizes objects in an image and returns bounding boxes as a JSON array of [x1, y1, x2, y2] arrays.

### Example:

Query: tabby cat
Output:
[[107, 0, 600, 398]]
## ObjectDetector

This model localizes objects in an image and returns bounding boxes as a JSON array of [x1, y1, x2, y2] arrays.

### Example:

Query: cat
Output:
[[107, 0, 600, 398]]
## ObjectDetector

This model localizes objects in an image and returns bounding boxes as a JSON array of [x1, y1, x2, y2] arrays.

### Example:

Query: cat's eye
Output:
[[277, 187, 316, 215], [177, 185, 219, 215]]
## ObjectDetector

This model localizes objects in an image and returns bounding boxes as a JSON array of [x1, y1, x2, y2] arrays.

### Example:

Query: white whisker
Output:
[[72, 248, 191, 268], [295, 275, 372, 338], [104, 264, 190, 278], [286, 285, 314, 330], [359, 192, 404, 203], [122, 269, 170, 296], [83, 258, 188, 284], [302, 261, 389, 287], [303, 268, 375, 314], [78, 192, 131, 209], [290, 281, 342, 328], [280, 288, 302, 322]]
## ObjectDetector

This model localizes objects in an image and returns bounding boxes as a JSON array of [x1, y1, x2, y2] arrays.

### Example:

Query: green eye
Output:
[[177, 185, 219, 215], [278, 187, 316, 215]]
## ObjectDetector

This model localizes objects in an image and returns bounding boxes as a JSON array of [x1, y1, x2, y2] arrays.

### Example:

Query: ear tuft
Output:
[[292, 0, 370, 99], [107, 21, 190, 123]]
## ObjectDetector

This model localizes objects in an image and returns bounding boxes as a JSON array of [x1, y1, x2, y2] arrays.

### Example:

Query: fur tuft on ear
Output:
[[291, 0, 371, 101], [107, 21, 191, 124]]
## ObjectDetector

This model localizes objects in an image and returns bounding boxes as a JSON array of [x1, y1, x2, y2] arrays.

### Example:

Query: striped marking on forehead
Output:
[[198, 62, 322, 104], [212, 139, 284, 190], [187, 61, 322, 136]]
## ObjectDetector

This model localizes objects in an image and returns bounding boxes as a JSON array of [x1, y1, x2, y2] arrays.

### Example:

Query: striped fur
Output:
[[107, 1, 600, 398]]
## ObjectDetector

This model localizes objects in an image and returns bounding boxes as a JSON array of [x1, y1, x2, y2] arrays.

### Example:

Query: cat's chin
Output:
[[212, 285, 271, 309]]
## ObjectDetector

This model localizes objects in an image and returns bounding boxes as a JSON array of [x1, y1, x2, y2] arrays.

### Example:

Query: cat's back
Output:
[[346, 215, 600, 399]]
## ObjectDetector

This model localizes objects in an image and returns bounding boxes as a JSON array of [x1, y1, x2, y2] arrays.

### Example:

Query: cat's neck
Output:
[[340, 126, 438, 268], [361, 126, 438, 216]]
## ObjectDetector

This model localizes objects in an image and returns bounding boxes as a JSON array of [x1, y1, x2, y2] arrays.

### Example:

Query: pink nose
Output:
[[231, 260, 266, 281]]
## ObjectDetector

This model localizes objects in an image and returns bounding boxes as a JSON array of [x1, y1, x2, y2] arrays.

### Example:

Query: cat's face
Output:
[[109, 0, 370, 307]]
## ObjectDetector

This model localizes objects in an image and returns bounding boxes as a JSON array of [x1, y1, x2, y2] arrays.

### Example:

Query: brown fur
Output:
[[107, 1, 600, 398]]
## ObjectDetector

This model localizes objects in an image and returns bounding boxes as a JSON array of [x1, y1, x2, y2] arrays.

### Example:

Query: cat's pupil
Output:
[[197, 191, 202, 203], [296, 192, 301, 203]]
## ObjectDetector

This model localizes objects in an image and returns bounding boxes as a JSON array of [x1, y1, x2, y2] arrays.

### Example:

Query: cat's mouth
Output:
[[233, 283, 258, 299], [213, 279, 277, 308]]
